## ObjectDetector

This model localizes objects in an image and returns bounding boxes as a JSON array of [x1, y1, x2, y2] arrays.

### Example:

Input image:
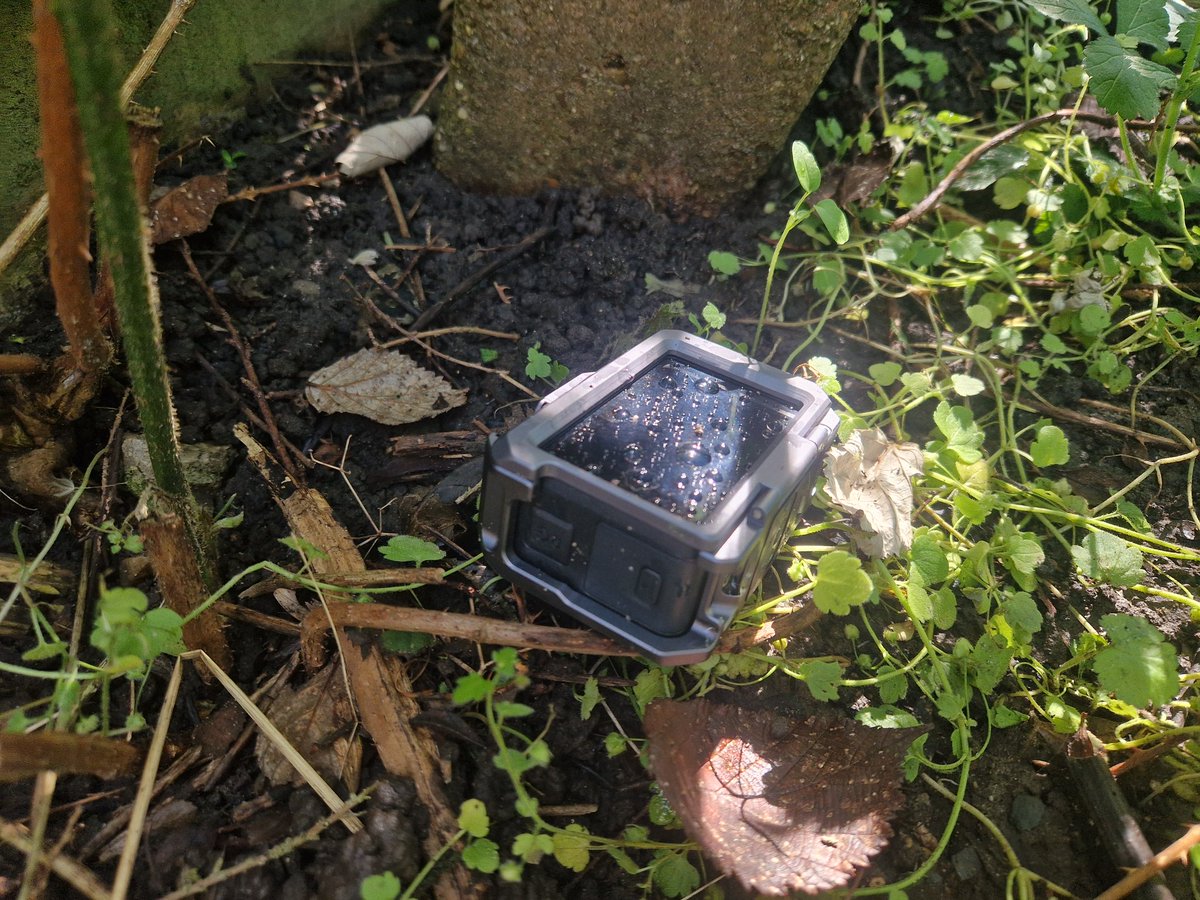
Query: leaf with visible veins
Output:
[[645, 699, 925, 896]]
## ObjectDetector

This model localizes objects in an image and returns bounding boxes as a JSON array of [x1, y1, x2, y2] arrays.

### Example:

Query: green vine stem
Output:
[[54, 0, 185, 500], [1153, 18, 1200, 193], [54, 0, 212, 580]]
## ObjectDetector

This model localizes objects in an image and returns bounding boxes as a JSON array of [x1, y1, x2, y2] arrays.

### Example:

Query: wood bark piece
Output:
[[0, 733, 140, 781], [436, 0, 860, 213], [1066, 727, 1174, 900], [235, 423, 478, 900], [142, 508, 232, 675], [33, 0, 111, 373]]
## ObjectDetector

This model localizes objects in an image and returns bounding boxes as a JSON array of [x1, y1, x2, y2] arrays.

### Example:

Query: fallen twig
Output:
[[1024, 397, 1189, 452], [1096, 824, 1200, 900], [1067, 727, 1173, 900], [892, 109, 1137, 231], [158, 789, 373, 900], [379, 167, 427, 308], [714, 604, 822, 654], [223, 171, 340, 204], [0, 816, 110, 900], [181, 241, 302, 483], [410, 225, 554, 331], [301, 603, 639, 669]]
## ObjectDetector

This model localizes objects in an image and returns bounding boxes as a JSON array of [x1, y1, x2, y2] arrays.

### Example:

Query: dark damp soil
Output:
[[3, 1, 1200, 898]]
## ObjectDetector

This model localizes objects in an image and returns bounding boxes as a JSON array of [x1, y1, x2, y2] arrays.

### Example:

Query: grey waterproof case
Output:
[[480, 331, 837, 665]]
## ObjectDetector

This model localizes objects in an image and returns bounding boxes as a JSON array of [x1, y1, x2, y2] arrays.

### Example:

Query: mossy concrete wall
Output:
[[436, 0, 860, 214], [0, 0, 398, 321]]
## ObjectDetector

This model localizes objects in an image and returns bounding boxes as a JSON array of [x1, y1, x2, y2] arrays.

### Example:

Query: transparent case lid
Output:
[[544, 357, 798, 522]]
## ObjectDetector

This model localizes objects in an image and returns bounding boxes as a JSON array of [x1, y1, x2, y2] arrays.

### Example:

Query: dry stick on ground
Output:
[[1066, 727, 1174, 900], [0, 0, 197, 278], [224, 171, 341, 204], [891, 109, 1155, 231], [300, 604, 639, 669], [20, 770, 58, 900], [1097, 824, 1200, 900], [1024, 396, 1190, 452], [180, 241, 303, 484], [78, 745, 203, 862], [156, 790, 373, 900], [409, 225, 555, 331], [379, 167, 427, 308], [346, 276, 539, 399], [0, 355, 45, 375], [235, 423, 477, 900], [301, 598, 823, 669], [0, 734, 140, 782], [0, 817, 110, 900], [193, 353, 312, 467]]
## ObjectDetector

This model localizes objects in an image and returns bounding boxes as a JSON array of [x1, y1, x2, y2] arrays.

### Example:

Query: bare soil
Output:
[[3, 2, 1198, 898]]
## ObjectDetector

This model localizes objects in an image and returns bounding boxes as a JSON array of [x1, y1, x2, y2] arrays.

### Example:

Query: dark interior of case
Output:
[[543, 357, 798, 523]]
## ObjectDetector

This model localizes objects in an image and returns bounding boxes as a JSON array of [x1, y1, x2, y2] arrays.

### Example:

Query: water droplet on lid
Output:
[[711, 417, 729, 431], [714, 441, 731, 457], [679, 443, 712, 466], [607, 406, 630, 421], [659, 374, 681, 390], [694, 377, 721, 395]]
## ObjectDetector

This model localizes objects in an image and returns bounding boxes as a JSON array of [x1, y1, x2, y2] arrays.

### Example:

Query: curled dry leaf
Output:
[[150, 172, 228, 243], [824, 427, 923, 558], [305, 348, 467, 426], [256, 670, 362, 791], [645, 699, 924, 896], [336, 115, 433, 178]]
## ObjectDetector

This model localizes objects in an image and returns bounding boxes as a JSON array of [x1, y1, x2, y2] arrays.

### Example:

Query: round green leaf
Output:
[[458, 798, 490, 838], [812, 550, 872, 615], [1030, 424, 1070, 467]]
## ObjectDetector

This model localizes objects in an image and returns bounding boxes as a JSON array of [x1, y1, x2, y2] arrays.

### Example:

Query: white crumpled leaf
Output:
[[305, 348, 467, 425], [823, 428, 924, 558], [1049, 270, 1107, 313], [335, 115, 433, 177], [348, 249, 379, 266]]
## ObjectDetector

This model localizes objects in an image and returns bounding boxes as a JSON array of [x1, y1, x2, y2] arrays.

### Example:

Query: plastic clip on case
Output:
[[480, 331, 838, 665]]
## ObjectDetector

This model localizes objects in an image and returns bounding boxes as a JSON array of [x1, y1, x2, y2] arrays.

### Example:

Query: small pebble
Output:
[[1010, 793, 1045, 831], [952, 846, 982, 880]]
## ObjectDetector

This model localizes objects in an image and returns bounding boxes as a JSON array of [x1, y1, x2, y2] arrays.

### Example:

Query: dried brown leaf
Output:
[[644, 699, 923, 896], [256, 670, 362, 791], [305, 348, 467, 425], [150, 172, 228, 243]]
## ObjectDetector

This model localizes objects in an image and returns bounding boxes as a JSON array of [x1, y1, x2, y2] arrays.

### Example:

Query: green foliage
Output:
[[1093, 614, 1179, 707], [359, 872, 401, 900], [526, 343, 569, 385], [90, 586, 185, 678], [812, 550, 872, 615], [707, 250, 742, 276], [462, 839, 500, 873], [651, 851, 701, 898], [1029, 425, 1070, 467], [96, 520, 143, 555], [1071, 532, 1144, 586], [378, 535, 446, 566]]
